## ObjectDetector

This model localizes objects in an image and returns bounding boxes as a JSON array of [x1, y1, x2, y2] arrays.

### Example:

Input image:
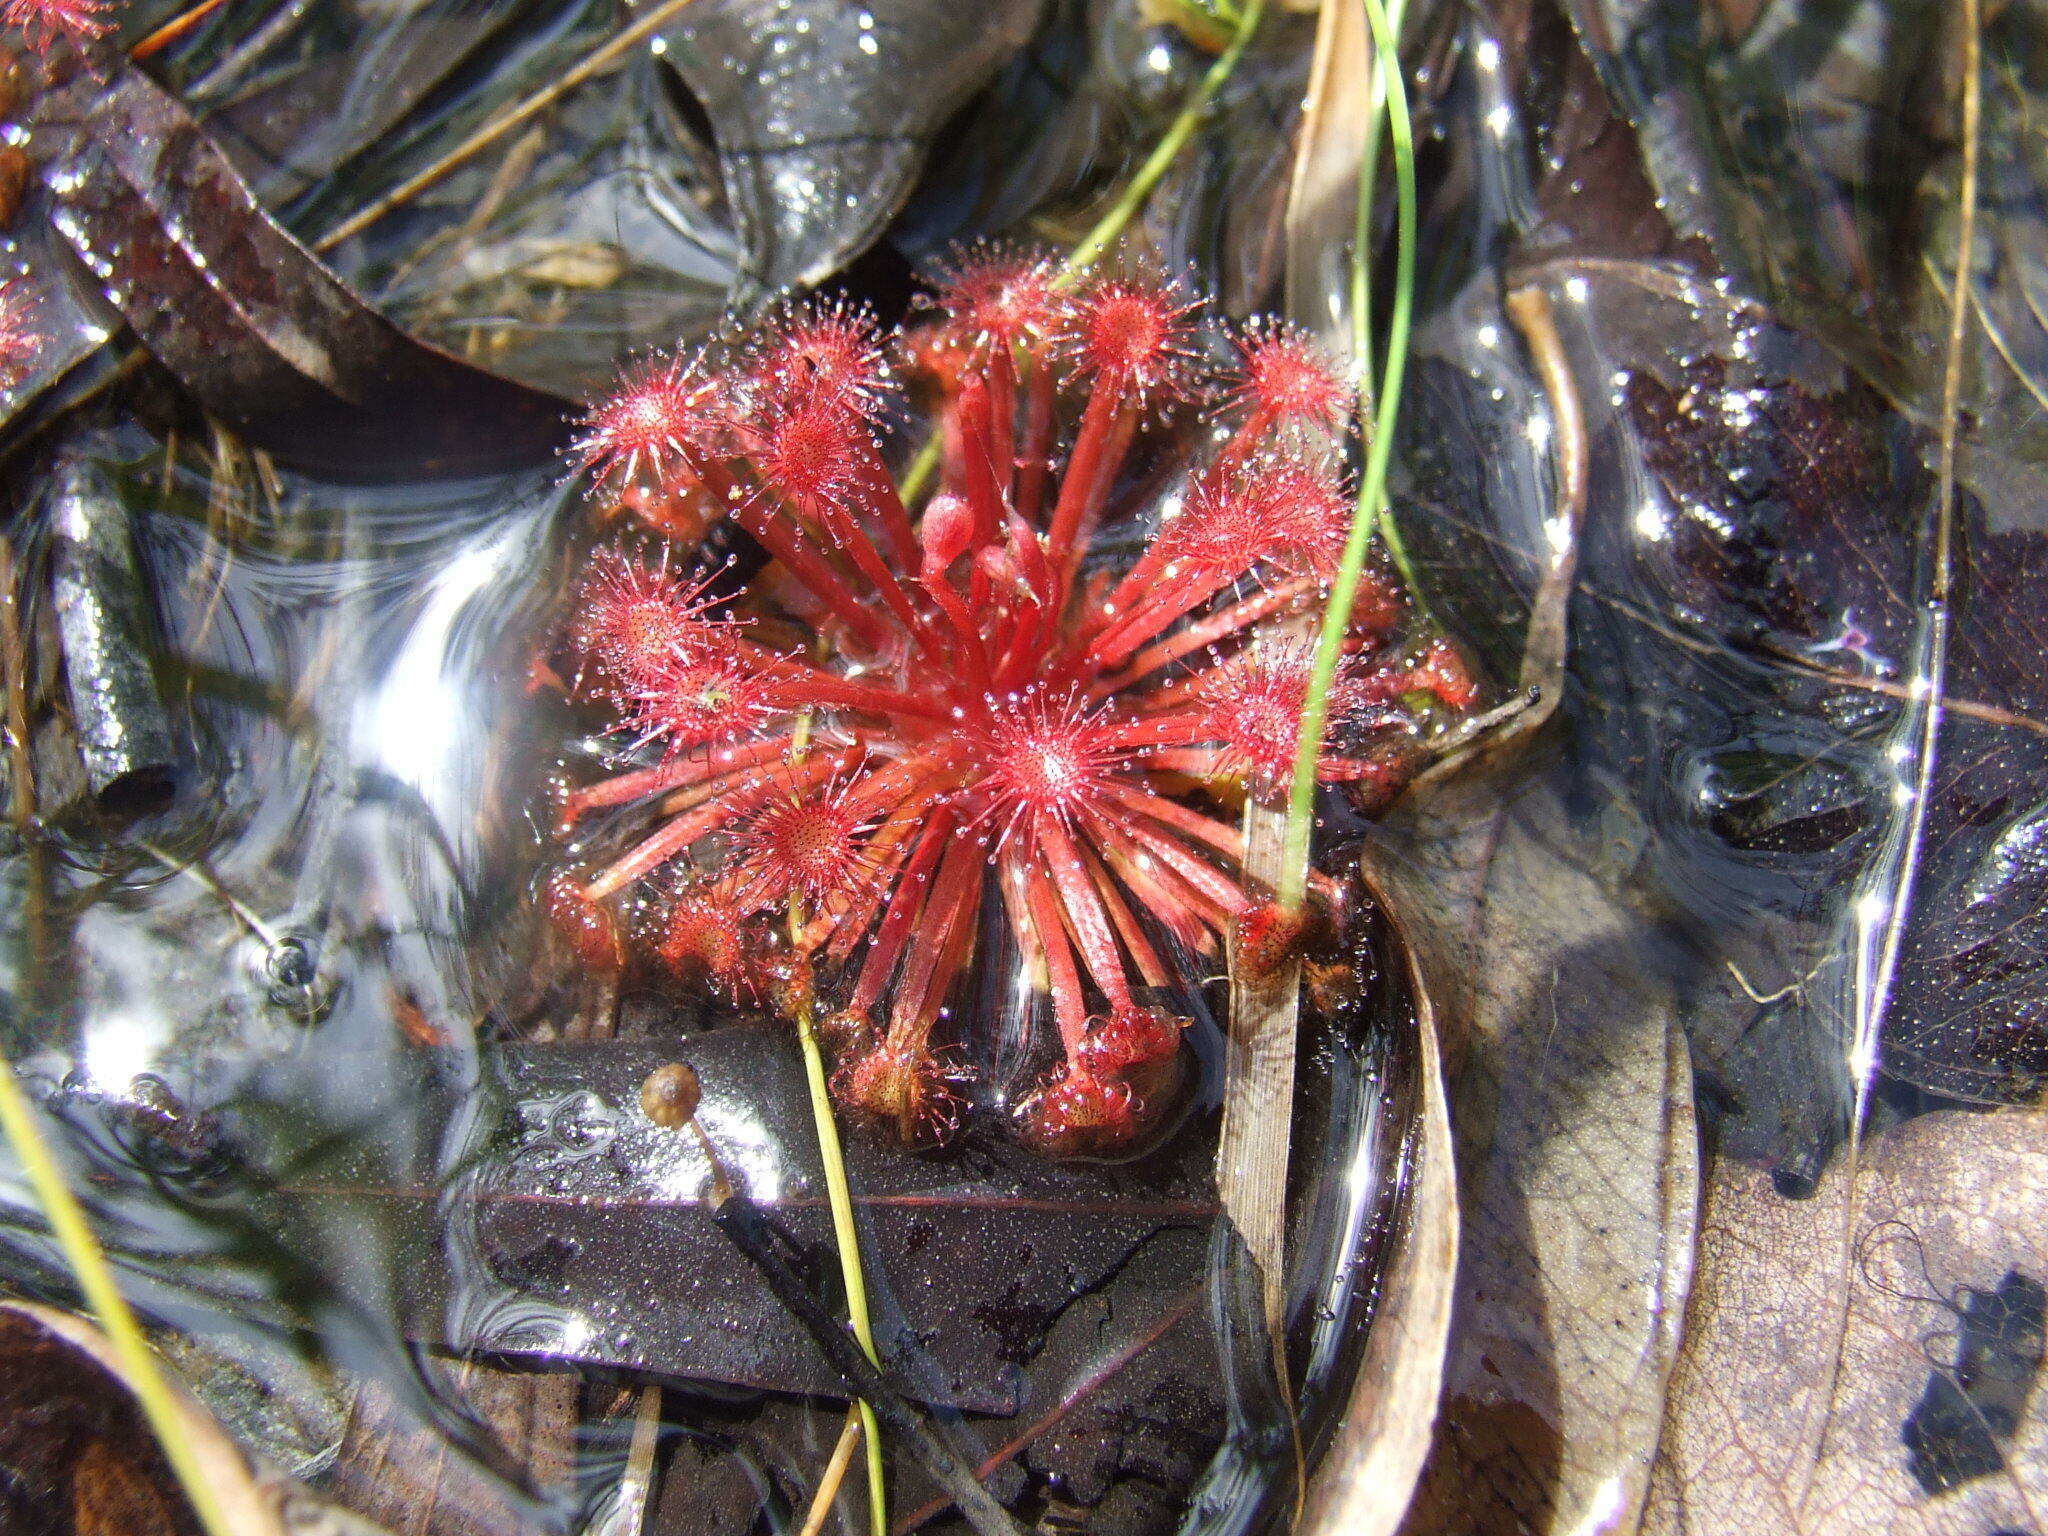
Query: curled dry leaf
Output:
[[1301, 865, 1458, 1536], [1644, 1106, 2048, 1535]]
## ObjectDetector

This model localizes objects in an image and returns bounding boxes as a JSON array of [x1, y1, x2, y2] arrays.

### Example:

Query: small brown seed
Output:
[[639, 1062, 701, 1129]]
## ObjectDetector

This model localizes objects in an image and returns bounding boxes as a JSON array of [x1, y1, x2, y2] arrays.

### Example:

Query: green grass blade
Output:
[[1279, 0, 1417, 908], [0, 1050, 243, 1536]]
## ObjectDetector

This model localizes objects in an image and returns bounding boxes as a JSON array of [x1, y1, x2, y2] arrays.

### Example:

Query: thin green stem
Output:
[[787, 698, 885, 1535], [900, 0, 1268, 508], [1062, 0, 1268, 278], [1279, 0, 1416, 908], [1348, 0, 1424, 604], [795, 1005, 888, 1536], [1348, 0, 1410, 383], [899, 435, 942, 506], [0, 1055, 240, 1536]]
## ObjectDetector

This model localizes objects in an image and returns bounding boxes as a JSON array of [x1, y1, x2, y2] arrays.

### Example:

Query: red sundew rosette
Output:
[[545, 260, 1458, 1157]]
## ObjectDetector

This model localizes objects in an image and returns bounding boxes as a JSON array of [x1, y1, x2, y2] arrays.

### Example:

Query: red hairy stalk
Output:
[[548, 254, 1470, 1155]]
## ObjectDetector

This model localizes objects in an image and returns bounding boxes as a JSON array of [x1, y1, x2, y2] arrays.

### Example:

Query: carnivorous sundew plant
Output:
[[545, 249, 1478, 1156]]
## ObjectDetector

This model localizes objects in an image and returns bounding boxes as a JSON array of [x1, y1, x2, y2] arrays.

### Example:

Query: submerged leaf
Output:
[[657, 0, 1046, 296], [1387, 764, 1699, 1536], [1645, 1107, 2048, 1535], [275, 1031, 1219, 1416], [32, 66, 573, 479]]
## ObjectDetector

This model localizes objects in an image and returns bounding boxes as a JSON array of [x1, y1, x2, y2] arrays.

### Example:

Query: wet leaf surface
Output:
[[657, 0, 1046, 298], [0, 183, 123, 452], [1644, 1107, 2048, 1536], [1383, 762, 1699, 1536], [1386, 9, 2048, 1533], [130, 0, 741, 396], [298, 1030, 1220, 1415], [31, 65, 573, 478], [165, 1, 541, 211], [1418, 0, 2048, 1190]]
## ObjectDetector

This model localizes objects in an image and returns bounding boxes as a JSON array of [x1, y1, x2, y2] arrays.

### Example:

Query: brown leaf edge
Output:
[[1299, 856, 1459, 1535], [0, 1299, 394, 1536]]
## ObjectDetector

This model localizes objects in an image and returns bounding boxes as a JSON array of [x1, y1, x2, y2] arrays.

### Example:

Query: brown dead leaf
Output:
[[1384, 763, 1701, 1536], [72, 1435, 188, 1536], [1644, 1105, 2048, 1535], [323, 1364, 575, 1536]]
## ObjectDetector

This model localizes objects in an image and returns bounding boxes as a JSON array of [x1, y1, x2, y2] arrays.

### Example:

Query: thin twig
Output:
[[312, 0, 705, 254], [0, 534, 45, 964], [0, 535, 36, 830], [129, 0, 231, 61], [603, 1385, 664, 1536], [710, 1190, 1026, 1536], [134, 837, 280, 949], [1279, 0, 1416, 908]]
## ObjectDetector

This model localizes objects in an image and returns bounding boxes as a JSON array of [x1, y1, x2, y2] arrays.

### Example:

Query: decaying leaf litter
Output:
[[1, 1, 2045, 1535]]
